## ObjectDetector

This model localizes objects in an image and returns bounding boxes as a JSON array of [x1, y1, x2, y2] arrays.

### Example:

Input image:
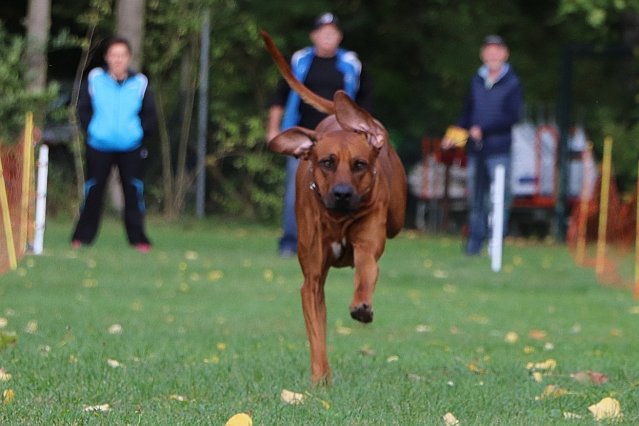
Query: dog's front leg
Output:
[[300, 269, 330, 384], [349, 228, 385, 323]]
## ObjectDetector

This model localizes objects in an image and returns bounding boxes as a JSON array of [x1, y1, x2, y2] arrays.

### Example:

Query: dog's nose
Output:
[[332, 184, 354, 201]]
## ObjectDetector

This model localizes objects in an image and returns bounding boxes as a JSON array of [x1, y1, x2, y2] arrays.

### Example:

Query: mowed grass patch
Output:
[[0, 217, 637, 425]]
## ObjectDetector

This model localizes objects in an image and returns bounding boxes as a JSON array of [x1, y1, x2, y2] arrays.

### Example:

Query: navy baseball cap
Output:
[[483, 35, 506, 47], [312, 12, 340, 30]]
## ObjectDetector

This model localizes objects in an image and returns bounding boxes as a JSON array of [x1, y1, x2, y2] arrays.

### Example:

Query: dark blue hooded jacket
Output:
[[458, 64, 523, 156]]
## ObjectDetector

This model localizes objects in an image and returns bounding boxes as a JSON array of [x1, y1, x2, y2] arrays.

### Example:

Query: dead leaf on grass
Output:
[[336, 325, 352, 335], [107, 359, 121, 368], [571, 371, 609, 385], [535, 384, 569, 400], [563, 411, 582, 419], [281, 389, 304, 405], [467, 361, 485, 374], [359, 346, 376, 356], [442, 412, 460, 425], [588, 397, 622, 421], [107, 324, 123, 335], [504, 331, 519, 343], [83, 403, 111, 413], [526, 359, 557, 371], [415, 324, 433, 333], [169, 394, 187, 402], [184, 250, 199, 261], [0, 368, 11, 381], [224, 412, 252, 426], [387, 355, 399, 363], [2, 389, 14, 404], [528, 329, 547, 340], [24, 320, 38, 334]]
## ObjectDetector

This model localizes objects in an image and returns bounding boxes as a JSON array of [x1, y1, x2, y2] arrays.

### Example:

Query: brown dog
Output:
[[262, 32, 407, 384]]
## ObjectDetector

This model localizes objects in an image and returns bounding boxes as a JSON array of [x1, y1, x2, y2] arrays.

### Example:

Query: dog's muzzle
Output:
[[325, 183, 360, 211]]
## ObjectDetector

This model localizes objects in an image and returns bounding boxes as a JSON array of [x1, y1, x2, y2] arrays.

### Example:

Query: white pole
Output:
[[33, 144, 49, 255], [491, 165, 505, 272]]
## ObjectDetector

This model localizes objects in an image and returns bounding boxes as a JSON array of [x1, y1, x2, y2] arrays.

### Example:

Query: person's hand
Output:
[[469, 125, 482, 141], [441, 137, 455, 150]]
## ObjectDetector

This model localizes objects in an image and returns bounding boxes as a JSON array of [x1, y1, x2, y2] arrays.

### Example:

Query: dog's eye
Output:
[[319, 158, 336, 171], [352, 160, 368, 172]]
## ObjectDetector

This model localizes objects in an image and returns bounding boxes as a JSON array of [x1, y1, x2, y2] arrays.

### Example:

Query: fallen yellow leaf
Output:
[[107, 324, 123, 335], [467, 361, 485, 374], [442, 412, 460, 426], [83, 403, 110, 413], [0, 368, 11, 381], [526, 359, 557, 371], [535, 384, 569, 400], [24, 320, 38, 334], [2, 388, 15, 404], [504, 331, 519, 343], [336, 325, 352, 335], [169, 394, 187, 401], [224, 412, 252, 426], [281, 389, 304, 405], [208, 270, 224, 281], [588, 397, 622, 421], [107, 359, 121, 368]]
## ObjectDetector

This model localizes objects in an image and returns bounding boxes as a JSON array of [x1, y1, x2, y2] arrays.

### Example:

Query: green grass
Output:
[[1, 216, 638, 425]]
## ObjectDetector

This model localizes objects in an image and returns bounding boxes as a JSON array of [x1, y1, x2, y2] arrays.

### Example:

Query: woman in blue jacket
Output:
[[71, 36, 157, 252]]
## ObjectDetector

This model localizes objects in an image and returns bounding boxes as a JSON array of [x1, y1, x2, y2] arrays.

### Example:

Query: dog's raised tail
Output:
[[260, 30, 334, 115]]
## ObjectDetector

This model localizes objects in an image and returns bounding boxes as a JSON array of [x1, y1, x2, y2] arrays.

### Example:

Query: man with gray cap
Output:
[[444, 35, 523, 255], [266, 12, 373, 257]]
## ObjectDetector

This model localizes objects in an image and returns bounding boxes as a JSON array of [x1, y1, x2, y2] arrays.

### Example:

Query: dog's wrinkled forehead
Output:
[[314, 130, 371, 158]]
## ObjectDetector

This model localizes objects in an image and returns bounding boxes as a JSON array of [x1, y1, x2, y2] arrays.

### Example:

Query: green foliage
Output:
[[0, 23, 57, 143], [145, 0, 282, 220], [1, 219, 639, 423]]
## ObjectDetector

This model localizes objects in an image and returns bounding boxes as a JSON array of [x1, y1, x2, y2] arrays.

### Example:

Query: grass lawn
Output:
[[1, 216, 638, 425]]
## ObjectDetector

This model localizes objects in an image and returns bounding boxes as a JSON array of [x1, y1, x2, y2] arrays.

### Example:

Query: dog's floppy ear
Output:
[[267, 127, 317, 159], [333, 90, 388, 150]]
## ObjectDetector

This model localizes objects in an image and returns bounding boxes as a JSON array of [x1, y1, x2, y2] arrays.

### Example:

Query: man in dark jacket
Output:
[[445, 35, 523, 255]]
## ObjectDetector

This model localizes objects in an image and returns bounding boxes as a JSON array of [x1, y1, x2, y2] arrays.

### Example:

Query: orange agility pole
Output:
[[596, 136, 612, 277], [0, 153, 17, 270], [635, 159, 639, 299]]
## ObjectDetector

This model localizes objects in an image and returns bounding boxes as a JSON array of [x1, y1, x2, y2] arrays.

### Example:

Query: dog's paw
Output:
[[350, 304, 374, 323]]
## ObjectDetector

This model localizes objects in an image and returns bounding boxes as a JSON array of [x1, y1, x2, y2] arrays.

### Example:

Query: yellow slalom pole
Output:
[[634, 160, 639, 299], [20, 111, 34, 254], [596, 136, 613, 277], [0, 153, 18, 270]]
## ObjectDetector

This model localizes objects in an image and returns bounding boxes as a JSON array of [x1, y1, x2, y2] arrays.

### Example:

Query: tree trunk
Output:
[[25, 0, 51, 94], [116, 0, 146, 70], [110, 0, 147, 212]]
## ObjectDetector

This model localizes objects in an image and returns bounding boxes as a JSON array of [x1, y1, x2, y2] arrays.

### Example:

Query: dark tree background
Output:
[[1, 0, 638, 217]]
